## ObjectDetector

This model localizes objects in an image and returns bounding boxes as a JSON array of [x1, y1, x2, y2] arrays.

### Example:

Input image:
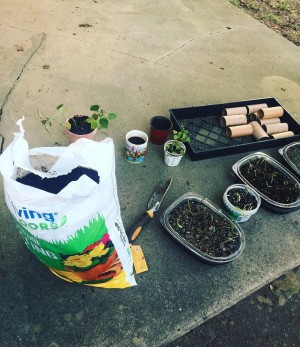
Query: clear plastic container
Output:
[[279, 141, 300, 177], [232, 152, 300, 213], [160, 192, 245, 264]]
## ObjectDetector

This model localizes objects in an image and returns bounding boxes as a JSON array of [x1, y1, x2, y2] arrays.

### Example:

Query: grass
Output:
[[228, 0, 300, 46]]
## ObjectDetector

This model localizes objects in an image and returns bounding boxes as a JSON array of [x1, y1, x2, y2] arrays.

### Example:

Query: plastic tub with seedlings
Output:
[[232, 152, 300, 213], [223, 184, 261, 223], [160, 192, 245, 264], [279, 142, 300, 177]]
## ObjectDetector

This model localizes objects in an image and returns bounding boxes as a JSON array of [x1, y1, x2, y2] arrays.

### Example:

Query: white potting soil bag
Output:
[[0, 119, 136, 288]]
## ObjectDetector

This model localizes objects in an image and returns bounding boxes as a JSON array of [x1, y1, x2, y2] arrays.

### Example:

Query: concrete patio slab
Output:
[[0, 1, 299, 346]]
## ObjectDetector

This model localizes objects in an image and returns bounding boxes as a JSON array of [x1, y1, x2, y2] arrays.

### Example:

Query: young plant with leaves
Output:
[[165, 127, 191, 155], [39, 103, 117, 135], [85, 104, 117, 130]]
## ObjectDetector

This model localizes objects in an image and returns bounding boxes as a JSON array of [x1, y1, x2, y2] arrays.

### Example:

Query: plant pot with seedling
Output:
[[38, 104, 117, 142], [164, 127, 190, 167], [223, 184, 261, 223]]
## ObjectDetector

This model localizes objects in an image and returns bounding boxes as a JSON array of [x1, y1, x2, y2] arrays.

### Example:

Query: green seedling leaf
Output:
[[90, 105, 100, 112], [57, 104, 64, 110], [86, 118, 98, 129], [90, 120, 98, 129], [100, 118, 109, 129], [65, 120, 71, 130], [108, 112, 117, 120]]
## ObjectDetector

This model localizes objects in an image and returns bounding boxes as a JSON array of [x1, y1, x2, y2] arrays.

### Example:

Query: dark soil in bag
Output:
[[16, 167, 100, 194]]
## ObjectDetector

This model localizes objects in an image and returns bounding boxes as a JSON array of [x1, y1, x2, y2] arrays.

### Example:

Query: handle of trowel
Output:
[[127, 209, 155, 242]]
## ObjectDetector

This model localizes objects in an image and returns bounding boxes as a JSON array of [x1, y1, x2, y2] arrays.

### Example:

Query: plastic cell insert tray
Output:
[[169, 97, 300, 161]]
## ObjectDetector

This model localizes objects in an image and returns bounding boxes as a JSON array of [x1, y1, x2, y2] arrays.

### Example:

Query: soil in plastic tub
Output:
[[168, 201, 240, 257], [227, 188, 258, 211], [286, 145, 300, 171], [239, 158, 299, 204]]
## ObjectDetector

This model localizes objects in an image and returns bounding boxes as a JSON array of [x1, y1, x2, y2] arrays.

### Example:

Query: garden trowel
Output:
[[127, 178, 172, 243]]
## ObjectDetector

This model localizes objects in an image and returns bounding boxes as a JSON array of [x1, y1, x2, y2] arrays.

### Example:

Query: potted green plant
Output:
[[38, 104, 117, 142], [164, 127, 190, 166]]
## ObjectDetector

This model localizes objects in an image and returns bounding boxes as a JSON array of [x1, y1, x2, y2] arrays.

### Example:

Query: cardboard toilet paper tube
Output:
[[259, 117, 281, 126], [247, 103, 268, 114], [226, 124, 253, 138], [222, 106, 247, 117], [262, 122, 289, 135], [257, 106, 284, 119], [220, 114, 247, 127], [271, 131, 294, 139], [250, 121, 269, 141], [249, 113, 258, 121]]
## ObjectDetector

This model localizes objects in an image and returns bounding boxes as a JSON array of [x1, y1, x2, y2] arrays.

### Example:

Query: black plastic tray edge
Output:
[[169, 97, 300, 161]]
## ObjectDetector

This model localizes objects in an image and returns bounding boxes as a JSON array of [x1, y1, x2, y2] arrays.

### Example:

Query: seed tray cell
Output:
[[169, 97, 300, 161]]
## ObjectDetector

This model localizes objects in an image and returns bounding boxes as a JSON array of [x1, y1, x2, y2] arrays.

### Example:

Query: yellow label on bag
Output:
[[130, 244, 148, 274]]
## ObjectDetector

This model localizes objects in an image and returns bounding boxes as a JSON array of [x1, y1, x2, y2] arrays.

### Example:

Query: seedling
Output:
[[165, 127, 191, 155], [85, 105, 117, 130], [39, 103, 117, 134]]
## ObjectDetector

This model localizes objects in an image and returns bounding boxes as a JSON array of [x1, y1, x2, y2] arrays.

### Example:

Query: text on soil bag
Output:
[[11, 202, 66, 230]]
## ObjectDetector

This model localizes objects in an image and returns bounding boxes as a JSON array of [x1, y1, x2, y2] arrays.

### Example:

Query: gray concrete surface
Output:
[[0, 1, 299, 346], [168, 265, 300, 347]]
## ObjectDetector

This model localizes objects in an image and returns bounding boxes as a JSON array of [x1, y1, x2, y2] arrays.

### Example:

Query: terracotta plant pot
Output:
[[65, 115, 97, 142]]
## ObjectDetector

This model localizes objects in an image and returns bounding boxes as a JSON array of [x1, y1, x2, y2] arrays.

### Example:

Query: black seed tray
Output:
[[169, 97, 300, 161]]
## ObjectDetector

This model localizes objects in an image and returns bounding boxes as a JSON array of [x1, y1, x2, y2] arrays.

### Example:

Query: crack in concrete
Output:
[[0, 32, 46, 121], [109, 49, 154, 63], [0, 23, 36, 33], [154, 38, 194, 64], [0, 133, 4, 154], [108, 49, 189, 74]]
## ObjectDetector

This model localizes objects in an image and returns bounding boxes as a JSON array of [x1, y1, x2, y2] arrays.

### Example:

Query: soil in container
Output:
[[239, 158, 300, 204], [69, 115, 93, 135], [286, 145, 300, 171], [168, 201, 240, 257], [227, 188, 258, 210], [128, 136, 146, 145], [16, 167, 99, 194]]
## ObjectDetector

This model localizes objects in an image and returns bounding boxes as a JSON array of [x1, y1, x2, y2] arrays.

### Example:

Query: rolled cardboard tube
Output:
[[250, 121, 269, 141], [247, 103, 268, 114], [257, 106, 284, 119], [222, 106, 247, 117], [259, 117, 281, 125], [220, 114, 247, 127], [249, 112, 258, 121], [262, 122, 289, 135], [271, 131, 294, 139], [226, 124, 253, 138]]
